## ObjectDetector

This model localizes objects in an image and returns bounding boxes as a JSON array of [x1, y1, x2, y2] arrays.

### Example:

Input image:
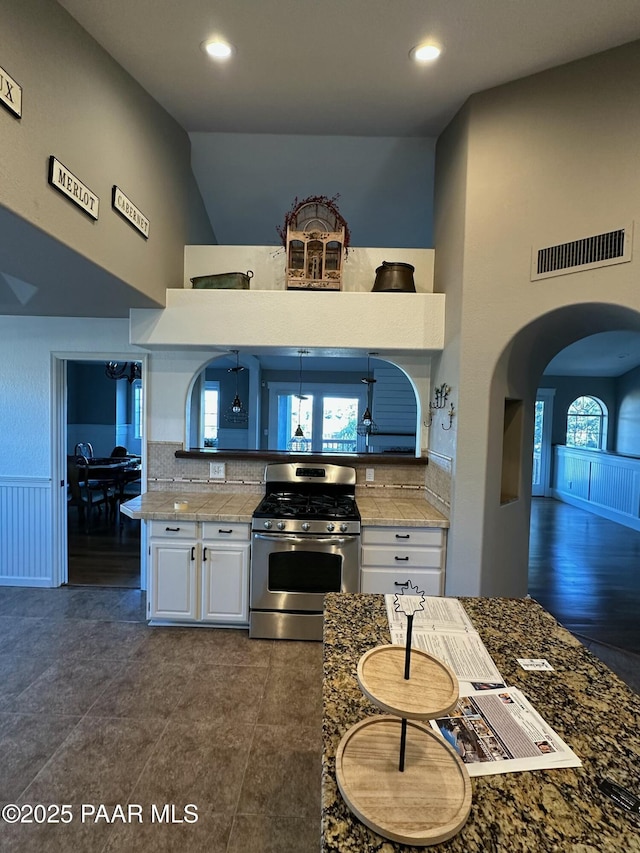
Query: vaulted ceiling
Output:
[[57, 0, 640, 137]]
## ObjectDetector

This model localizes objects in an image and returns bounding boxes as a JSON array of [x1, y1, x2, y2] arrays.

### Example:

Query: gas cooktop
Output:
[[252, 462, 361, 534], [253, 492, 359, 521]]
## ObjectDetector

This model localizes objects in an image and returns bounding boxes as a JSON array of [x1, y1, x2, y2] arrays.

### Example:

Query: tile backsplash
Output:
[[146, 442, 451, 512]]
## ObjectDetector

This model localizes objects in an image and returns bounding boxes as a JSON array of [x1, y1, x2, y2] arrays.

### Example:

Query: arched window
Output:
[[566, 395, 607, 449]]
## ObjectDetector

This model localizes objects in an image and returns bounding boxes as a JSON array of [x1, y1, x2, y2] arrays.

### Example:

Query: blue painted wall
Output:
[[189, 133, 435, 248]]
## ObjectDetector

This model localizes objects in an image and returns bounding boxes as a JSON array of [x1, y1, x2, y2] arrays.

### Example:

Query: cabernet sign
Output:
[[112, 186, 150, 238], [48, 157, 99, 220], [0, 63, 21, 118]]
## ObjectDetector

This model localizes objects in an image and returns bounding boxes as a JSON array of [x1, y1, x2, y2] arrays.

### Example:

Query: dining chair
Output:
[[74, 442, 94, 459], [73, 454, 116, 531]]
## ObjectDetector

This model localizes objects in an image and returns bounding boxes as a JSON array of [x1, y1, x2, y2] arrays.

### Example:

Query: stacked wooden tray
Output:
[[335, 645, 472, 847]]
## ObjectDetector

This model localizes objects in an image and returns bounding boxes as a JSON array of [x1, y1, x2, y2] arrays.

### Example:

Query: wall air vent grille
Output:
[[531, 224, 632, 281]]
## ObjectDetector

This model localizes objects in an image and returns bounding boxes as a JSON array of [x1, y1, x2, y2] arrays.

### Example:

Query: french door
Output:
[[268, 382, 366, 452], [532, 388, 555, 496]]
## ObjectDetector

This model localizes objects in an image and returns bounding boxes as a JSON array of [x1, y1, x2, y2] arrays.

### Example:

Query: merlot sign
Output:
[[48, 157, 99, 220]]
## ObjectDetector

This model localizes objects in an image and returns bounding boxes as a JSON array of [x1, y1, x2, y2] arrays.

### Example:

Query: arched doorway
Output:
[[486, 305, 640, 656]]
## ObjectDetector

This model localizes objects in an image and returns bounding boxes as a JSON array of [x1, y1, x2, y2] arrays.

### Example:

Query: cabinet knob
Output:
[[395, 533, 410, 539], [394, 556, 409, 561], [165, 526, 181, 532]]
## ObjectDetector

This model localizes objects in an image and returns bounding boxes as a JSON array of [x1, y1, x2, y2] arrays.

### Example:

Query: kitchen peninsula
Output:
[[322, 594, 640, 852]]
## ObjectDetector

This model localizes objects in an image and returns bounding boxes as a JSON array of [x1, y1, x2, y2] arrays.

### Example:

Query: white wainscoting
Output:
[[0, 477, 54, 586], [553, 446, 640, 532]]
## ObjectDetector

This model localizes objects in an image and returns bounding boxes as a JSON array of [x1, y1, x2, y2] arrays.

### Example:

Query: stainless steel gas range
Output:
[[249, 462, 360, 641]]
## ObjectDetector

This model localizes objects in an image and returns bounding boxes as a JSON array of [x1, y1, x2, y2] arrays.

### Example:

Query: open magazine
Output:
[[385, 594, 505, 687], [384, 594, 581, 775], [429, 686, 582, 776]]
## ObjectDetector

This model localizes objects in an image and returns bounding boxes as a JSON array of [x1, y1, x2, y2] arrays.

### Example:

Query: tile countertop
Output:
[[119, 491, 261, 522], [356, 494, 449, 528], [121, 491, 449, 527], [322, 593, 640, 853]]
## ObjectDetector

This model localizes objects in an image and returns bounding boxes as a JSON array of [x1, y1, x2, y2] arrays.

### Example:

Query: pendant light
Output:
[[357, 352, 378, 436], [223, 350, 248, 424], [289, 349, 311, 451]]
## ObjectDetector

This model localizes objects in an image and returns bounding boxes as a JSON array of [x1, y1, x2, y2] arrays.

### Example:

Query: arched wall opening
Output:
[[481, 302, 640, 598]]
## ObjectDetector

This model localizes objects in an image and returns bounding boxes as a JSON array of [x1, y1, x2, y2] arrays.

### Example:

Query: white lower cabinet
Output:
[[150, 539, 198, 620], [360, 525, 447, 596], [201, 523, 250, 623], [148, 520, 250, 625]]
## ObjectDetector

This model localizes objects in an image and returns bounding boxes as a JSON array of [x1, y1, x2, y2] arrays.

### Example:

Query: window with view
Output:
[[133, 380, 143, 440], [269, 382, 365, 452], [203, 382, 220, 447], [566, 395, 607, 449]]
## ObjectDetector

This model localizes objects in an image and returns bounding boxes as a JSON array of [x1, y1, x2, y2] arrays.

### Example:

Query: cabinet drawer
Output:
[[149, 520, 198, 539], [201, 521, 250, 541], [361, 527, 444, 548], [361, 568, 443, 597], [361, 545, 443, 570]]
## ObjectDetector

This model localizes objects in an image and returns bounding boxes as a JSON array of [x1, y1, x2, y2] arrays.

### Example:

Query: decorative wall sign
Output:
[[0, 63, 22, 118], [48, 156, 99, 220], [112, 186, 150, 238]]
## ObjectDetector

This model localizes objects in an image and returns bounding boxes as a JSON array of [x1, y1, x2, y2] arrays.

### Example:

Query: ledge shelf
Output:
[[175, 449, 428, 465], [130, 290, 445, 351]]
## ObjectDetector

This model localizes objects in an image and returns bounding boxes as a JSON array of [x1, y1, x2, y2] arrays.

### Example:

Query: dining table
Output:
[[78, 457, 142, 509]]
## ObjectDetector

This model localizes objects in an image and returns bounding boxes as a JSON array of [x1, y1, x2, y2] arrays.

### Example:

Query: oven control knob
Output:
[[301, 522, 311, 532], [326, 522, 335, 532], [277, 521, 286, 530], [340, 523, 348, 533], [263, 520, 273, 529]]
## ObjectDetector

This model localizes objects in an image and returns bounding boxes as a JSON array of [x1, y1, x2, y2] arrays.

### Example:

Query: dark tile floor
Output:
[[0, 587, 321, 853], [2, 497, 639, 850]]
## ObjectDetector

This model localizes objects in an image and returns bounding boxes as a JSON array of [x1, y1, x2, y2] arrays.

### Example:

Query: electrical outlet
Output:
[[366, 467, 375, 482], [210, 462, 226, 479]]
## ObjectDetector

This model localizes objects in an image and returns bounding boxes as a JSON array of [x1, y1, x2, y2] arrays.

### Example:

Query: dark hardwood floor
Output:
[[67, 504, 140, 588], [528, 497, 640, 690]]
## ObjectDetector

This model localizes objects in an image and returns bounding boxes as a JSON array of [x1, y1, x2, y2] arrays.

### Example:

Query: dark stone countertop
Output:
[[322, 593, 640, 852]]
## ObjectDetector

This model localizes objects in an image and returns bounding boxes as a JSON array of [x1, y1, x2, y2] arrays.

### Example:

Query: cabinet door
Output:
[[201, 542, 250, 624], [149, 540, 198, 621]]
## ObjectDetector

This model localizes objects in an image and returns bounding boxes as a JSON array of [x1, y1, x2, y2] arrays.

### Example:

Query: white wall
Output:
[[434, 41, 640, 597], [616, 365, 640, 456], [0, 315, 145, 585], [0, 0, 214, 314], [0, 316, 141, 477]]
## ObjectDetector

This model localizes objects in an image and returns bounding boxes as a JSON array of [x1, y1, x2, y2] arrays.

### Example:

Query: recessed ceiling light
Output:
[[410, 43, 441, 63], [203, 39, 234, 60]]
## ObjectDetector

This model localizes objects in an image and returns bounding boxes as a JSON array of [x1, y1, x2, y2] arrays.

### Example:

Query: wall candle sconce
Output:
[[442, 403, 455, 431], [424, 383, 452, 428]]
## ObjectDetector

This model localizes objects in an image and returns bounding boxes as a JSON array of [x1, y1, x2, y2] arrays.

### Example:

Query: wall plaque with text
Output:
[[0, 63, 22, 118], [112, 186, 149, 238], [48, 156, 99, 220]]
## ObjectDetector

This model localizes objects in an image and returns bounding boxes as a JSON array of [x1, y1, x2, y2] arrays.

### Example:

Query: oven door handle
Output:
[[253, 532, 355, 545]]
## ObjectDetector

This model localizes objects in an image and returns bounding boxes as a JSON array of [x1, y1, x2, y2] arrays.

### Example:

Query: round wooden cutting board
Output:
[[357, 645, 459, 719], [335, 716, 472, 847]]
